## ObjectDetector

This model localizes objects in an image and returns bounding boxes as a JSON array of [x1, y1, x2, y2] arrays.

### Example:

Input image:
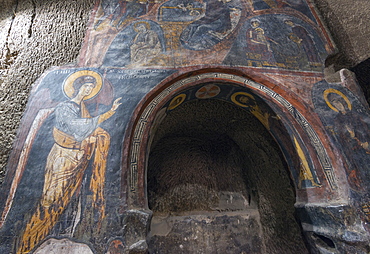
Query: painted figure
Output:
[[94, 0, 153, 30], [326, 91, 370, 154], [324, 89, 370, 191], [284, 19, 321, 66], [114, 0, 153, 28], [130, 21, 162, 66], [17, 73, 122, 253], [158, 0, 204, 22], [245, 19, 276, 64], [293, 136, 320, 188], [231, 92, 270, 130], [180, 0, 232, 50]]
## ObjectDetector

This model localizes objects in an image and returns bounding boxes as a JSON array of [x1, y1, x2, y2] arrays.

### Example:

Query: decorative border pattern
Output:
[[129, 73, 337, 192]]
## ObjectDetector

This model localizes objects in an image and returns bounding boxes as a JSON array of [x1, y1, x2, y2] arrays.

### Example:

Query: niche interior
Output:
[[145, 82, 309, 253]]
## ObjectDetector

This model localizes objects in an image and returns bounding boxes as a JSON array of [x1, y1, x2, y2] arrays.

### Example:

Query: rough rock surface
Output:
[[313, 0, 370, 69], [148, 211, 264, 254], [0, 0, 94, 183], [148, 99, 309, 253]]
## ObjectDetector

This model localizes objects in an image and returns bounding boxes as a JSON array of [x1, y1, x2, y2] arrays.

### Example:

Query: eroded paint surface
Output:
[[1, 0, 369, 253]]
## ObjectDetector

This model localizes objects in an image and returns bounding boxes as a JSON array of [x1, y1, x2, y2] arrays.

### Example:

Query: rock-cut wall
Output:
[[0, 0, 370, 253], [0, 0, 94, 181]]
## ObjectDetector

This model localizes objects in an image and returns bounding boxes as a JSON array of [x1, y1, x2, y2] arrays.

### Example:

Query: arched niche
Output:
[[120, 70, 348, 252], [122, 71, 344, 206]]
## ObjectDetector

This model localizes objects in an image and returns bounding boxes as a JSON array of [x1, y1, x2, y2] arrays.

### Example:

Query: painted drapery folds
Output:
[[16, 72, 122, 253], [313, 81, 370, 223], [1, 0, 370, 253], [89, 0, 332, 69], [0, 68, 175, 253]]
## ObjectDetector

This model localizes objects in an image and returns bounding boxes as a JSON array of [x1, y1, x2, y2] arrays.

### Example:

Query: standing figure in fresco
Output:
[[245, 19, 277, 65], [284, 19, 321, 66], [324, 89, 370, 191], [17, 74, 122, 254], [180, 0, 232, 50], [130, 21, 162, 67]]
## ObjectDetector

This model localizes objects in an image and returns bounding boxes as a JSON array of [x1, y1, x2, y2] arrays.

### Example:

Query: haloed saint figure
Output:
[[18, 71, 122, 253], [324, 89, 370, 192], [130, 21, 161, 66]]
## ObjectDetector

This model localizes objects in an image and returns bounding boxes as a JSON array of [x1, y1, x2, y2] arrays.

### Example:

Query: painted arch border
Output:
[[124, 71, 337, 208]]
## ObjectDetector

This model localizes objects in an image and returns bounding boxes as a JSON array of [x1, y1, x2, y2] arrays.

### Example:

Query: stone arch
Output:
[[122, 69, 344, 210]]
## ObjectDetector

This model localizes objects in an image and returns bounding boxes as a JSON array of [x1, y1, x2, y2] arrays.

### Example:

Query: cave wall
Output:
[[0, 0, 369, 253], [0, 0, 95, 180], [1, 0, 369, 182], [314, 0, 370, 69], [147, 99, 308, 253]]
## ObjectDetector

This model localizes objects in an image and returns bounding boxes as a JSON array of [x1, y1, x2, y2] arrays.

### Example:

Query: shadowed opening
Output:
[[146, 96, 309, 254]]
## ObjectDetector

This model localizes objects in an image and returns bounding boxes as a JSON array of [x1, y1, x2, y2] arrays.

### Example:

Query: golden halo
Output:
[[133, 21, 150, 32], [323, 88, 352, 112], [168, 94, 186, 110], [63, 70, 103, 100], [231, 92, 255, 107]]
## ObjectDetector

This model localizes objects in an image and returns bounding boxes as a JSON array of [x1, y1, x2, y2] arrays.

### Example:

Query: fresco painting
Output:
[[248, 0, 316, 20], [84, 0, 333, 70], [158, 0, 204, 22], [168, 94, 187, 110], [313, 82, 370, 221], [293, 136, 321, 189], [129, 22, 162, 66], [243, 18, 277, 67], [0, 68, 176, 253], [156, 83, 320, 190], [228, 89, 320, 189], [195, 84, 221, 99], [223, 14, 326, 70], [17, 71, 122, 254], [94, 0, 153, 30], [103, 20, 166, 67], [3, 0, 367, 252], [178, 0, 239, 50]]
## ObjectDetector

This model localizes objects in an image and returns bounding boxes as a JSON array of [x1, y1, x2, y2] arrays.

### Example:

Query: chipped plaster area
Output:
[[33, 238, 94, 254], [0, 0, 369, 185], [0, 0, 94, 183]]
